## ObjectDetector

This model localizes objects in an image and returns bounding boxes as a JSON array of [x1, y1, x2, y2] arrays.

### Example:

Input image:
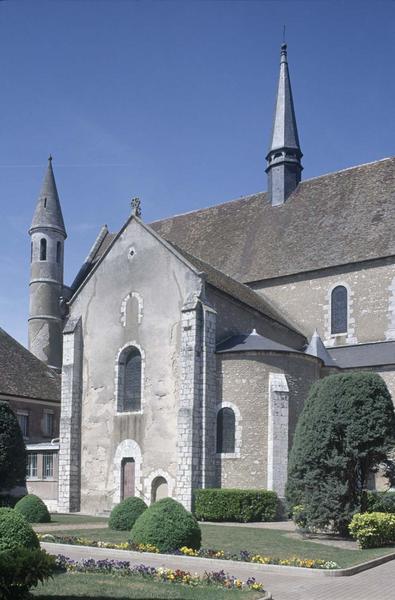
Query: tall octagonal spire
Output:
[[266, 44, 303, 206]]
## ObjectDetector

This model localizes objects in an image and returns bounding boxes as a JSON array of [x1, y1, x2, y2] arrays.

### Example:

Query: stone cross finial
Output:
[[131, 197, 141, 218]]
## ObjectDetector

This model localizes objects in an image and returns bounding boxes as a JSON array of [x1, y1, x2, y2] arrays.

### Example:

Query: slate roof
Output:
[[0, 328, 61, 402], [216, 330, 303, 354], [30, 157, 67, 237], [268, 43, 301, 156], [169, 243, 304, 336], [305, 330, 338, 368], [151, 157, 395, 283], [71, 225, 114, 291], [328, 341, 395, 369]]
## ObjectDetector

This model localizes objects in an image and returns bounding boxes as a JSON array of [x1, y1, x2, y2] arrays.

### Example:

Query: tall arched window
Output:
[[216, 407, 235, 453], [118, 346, 142, 412], [331, 285, 348, 334], [39, 238, 47, 261], [56, 241, 62, 264]]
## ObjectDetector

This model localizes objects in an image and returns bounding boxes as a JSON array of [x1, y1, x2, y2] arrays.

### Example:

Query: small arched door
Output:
[[151, 476, 168, 503], [121, 458, 135, 500]]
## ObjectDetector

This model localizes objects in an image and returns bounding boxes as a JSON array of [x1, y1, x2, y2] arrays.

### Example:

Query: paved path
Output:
[[204, 520, 297, 531], [35, 522, 108, 533], [41, 542, 395, 600]]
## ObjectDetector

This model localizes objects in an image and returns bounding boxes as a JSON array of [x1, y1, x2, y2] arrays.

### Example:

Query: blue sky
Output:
[[0, 0, 394, 344]]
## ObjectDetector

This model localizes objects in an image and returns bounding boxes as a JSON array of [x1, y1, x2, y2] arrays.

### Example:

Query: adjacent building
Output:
[[0, 328, 61, 510]]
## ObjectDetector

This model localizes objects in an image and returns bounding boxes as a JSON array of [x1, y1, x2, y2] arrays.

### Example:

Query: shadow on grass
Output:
[[35, 597, 183, 600]]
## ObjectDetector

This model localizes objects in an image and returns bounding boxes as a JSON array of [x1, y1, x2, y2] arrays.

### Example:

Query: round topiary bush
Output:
[[109, 496, 148, 531], [131, 497, 201, 552], [14, 494, 51, 523], [0, 507, 39, 551]]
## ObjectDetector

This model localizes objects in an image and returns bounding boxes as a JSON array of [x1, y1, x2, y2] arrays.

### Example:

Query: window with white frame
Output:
[[331, 285, 348, 334], [43, 453, 54, 479], [27, 453, 38, 479], [118, 346, 142, 412], [17, 411, 29, 438], [216, 407, 236, 453]]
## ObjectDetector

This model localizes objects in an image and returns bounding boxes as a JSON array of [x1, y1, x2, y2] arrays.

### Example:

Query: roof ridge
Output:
[[299, 156, 394, 185], [150, 156, 394, 225]]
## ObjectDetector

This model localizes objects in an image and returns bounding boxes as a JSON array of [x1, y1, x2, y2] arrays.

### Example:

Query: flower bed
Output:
[[55, 555, 264, 591], [38, 534, 339, 569]]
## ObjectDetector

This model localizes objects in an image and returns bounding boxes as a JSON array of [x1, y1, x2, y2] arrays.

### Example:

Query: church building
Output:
[[28, 44, 395, 514]]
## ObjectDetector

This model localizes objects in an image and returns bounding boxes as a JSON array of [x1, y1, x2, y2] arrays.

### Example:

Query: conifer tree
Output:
[[0, 402, 26, 493], [286, 372, 395, 535]]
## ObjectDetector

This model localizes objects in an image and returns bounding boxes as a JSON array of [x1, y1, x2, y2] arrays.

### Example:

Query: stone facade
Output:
[[59, 219, 206, 513], [215, 351, 320, 493], [253, 258, 395, 347]]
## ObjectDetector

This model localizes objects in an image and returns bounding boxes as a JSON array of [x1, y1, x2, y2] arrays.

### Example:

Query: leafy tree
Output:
[[0, 402, 26, 493], [286, 372, 395, 535]]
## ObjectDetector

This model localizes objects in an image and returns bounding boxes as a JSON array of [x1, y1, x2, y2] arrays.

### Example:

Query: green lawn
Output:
[[32, 572, 262, 599], [39, 523, 395, 568], [48, 514, 108, 525]]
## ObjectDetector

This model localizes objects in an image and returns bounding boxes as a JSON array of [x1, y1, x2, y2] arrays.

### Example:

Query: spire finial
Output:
[[48, 154, 53, 163], [131, 197, 141, 218]]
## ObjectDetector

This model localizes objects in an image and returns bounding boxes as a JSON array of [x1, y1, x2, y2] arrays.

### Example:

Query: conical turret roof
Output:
[[305, 329, 338, 368], [267, 44, 302, 156], [29, 156, 66, 237]]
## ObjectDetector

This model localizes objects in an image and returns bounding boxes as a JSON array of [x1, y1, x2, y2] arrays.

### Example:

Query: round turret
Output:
[[28, 157, 66, 371]]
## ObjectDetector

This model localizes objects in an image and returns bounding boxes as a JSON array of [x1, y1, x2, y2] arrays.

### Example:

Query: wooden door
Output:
[[121, 458, 135, 500]]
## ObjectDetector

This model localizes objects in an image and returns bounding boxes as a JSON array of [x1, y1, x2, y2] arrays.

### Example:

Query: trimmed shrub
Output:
[[131, 498, 201, 552], [0, 402, 26, 493], [0, 508, 39, 551], [14, 494, 51, 524], [349, 512, 395, 548], [286, 372, 395, 535], [0, 547, 56, 600], [109, 496, 147, 531], [194, 489, 278, 523], [366, 491, 395, 514]]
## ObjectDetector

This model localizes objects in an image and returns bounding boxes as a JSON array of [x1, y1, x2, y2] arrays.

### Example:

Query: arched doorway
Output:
[[151, 476, 168, 502], [121, 457, 135, 500]]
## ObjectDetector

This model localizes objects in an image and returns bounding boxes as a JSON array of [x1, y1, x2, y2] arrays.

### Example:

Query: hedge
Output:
[[131, 497, 201, 552], [194, 489, 278, 522], [366, 491, 395, 514], [349, 512, 395, 548], [109, 497, 147, 531], [14, 494, 51, 524]]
